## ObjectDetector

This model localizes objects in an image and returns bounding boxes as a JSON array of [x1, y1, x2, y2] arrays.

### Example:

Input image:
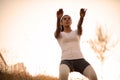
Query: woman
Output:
[[54, 8, 97, 80]]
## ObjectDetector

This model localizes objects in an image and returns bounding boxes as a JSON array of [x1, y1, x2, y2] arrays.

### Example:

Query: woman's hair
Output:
[[60, 15, 70, 32], [61, 25, 64, 32]]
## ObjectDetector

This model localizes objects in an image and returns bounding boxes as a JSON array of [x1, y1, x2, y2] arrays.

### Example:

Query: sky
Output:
[[0, 0, 120, 79]]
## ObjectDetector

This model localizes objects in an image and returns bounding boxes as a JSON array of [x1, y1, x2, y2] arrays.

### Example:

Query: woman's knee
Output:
[[59, 64, 70, 80]]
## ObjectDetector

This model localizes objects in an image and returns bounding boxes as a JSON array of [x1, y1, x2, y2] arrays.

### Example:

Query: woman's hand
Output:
[[56, 8, 64, 19], [80, 8, 87, 18]]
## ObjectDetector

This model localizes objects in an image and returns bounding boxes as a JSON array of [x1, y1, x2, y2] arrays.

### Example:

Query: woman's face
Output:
[[61, 15, 72, 28]]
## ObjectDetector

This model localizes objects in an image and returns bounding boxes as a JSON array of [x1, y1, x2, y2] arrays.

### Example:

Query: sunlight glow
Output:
[[0, 0, 120, 79]]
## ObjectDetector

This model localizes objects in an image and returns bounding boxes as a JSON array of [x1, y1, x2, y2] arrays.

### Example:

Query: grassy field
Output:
[[0, 71, 59, 80]]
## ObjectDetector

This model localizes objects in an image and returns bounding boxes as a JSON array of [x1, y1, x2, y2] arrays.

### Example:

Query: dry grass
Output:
[[0, 71, 59, 80], [32, 74, 59, 80]]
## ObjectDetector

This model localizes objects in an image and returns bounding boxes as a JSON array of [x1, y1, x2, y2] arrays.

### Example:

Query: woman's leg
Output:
[[83, 65, 98, 80], [59, 64, 70, 80]]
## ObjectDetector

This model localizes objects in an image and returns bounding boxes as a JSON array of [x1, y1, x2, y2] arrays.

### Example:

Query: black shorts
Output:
[[60, 58, 90, 74]]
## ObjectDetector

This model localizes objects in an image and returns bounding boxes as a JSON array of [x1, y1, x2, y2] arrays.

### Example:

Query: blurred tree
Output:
[[89, 24, 119, 80], [89, 24, 118, 62]]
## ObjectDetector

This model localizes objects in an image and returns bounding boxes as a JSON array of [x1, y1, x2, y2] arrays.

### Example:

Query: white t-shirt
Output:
[[57, 30, 83, 60]]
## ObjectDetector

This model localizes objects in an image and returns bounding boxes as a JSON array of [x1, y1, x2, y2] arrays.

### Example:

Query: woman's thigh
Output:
[[83, 65, 98, 80], [59, 64, 70, 80]]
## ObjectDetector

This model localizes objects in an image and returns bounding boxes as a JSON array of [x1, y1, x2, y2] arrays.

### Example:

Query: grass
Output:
[[32, 74, 59, 80], [0, 71, 59, 80]]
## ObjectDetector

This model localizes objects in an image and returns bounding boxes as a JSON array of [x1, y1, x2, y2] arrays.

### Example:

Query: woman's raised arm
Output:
[[77, 8, 87, 35], [54, 9, 64, 39]]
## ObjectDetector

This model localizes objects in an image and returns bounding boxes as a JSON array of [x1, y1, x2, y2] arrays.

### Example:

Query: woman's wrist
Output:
[[80, 17, 84, 21], [80, 16, 84, 19]]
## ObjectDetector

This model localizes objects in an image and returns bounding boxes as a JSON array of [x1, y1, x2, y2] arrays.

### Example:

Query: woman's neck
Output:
[[63, 27, 72, 33]]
